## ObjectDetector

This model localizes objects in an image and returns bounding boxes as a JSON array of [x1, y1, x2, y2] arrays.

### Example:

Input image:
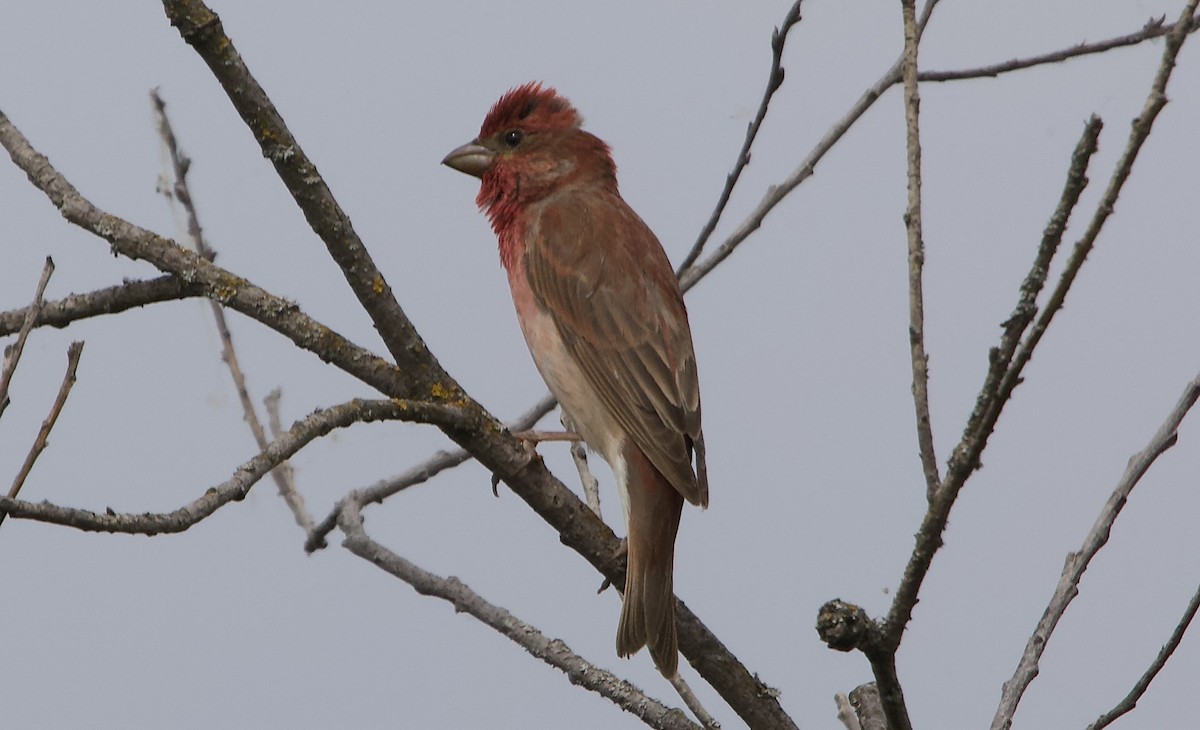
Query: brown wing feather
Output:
[[525, 190, 707, 507]]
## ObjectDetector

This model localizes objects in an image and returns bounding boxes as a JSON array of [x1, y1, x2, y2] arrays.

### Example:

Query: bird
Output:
[[442, 82, 708, 678]]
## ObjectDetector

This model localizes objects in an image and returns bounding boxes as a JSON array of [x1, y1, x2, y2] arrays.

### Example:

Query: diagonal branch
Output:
[[1087, 581, 1200, 730], [958, 116, 1104, 463], [337, 500, 699, 730], [0, 398, 456, 535], [0, 109, 413, 402], [161, 0, 455, 401], [0, 105, 790, 730], [992, 368, 1200, 730]]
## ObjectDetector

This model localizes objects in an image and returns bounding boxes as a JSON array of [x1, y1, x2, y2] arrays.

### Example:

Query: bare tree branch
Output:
[[0, 398, 454, 535], [677, 0, 804, 275], [900, 0, 940, 502], [952, 116, 1103, 491], [152, 89, 315, 535], [0, 110, 414, 401], [1087, 582, 1200, 730], [0, 276, 201, 336], [680, 0, 943, 293], [336, 499, 700, 730], [919, 15, 1200, 83], [812, 4, 1197, 724], [0, 256, 55, 418], [1, 341, 84, 529], [161, 0, 455, 401], [304, 392, 556, 553], [890, 0, 1199, 661], [1, 105, 787, 728], [677, 6, 1192, 295], [992, 368, 1200, 730]]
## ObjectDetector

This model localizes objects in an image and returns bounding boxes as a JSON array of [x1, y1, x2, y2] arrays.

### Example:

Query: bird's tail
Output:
[[615, 445, 685, 678]]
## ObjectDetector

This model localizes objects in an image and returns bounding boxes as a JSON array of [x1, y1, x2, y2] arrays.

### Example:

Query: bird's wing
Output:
[[525, 191, 707, 507]]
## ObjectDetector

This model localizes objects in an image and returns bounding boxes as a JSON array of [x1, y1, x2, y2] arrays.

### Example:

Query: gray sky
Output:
[[2, 2, 1198, 728]]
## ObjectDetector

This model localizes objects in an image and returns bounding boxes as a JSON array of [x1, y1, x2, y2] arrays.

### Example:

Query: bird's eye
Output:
[[503, 129, 524, 148]]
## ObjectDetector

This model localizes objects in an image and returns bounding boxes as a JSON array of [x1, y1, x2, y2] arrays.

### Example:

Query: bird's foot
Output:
[[597, 537, 628, 594], [492, 429, 557, 497]]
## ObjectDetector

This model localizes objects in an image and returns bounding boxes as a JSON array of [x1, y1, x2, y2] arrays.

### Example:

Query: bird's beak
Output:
[[442, 140, 494, 178]]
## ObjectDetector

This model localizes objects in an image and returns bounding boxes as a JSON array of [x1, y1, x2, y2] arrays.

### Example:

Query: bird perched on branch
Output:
[[443, 82, 708, 678]]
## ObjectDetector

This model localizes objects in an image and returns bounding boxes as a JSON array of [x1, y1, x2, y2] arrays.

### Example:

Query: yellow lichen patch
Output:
[[372, 275, 386, 294], [430, 382, 451, 400]]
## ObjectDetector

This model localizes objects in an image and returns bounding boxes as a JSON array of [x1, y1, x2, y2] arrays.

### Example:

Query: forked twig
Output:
[[677, 0, 804, 275], [1, 341, 84, 530], [0, 398, 456, 535]]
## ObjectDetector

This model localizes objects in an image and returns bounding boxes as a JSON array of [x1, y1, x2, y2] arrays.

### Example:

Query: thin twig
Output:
[[561, 410, 602, 517], [0, 398, 457, 535], [263, 389, 312, 531], [0, 341, 84, 529], [0, 257, 55, 418], [0, 276, 200, 337], [900, 0, 940, 501], [989, 4, 1199, 433], [919, 15, 1199, 82], [949, 116, 1103, 493], [1087, 582, 1200, 730], [991, 368, 1200, 730], [668, 674, 720, 729], [571, 441, 602, 518], [679, 0, 941, 293], [305, 393, 557, 553], [676, 0, 804, 275], [336, 500, 699, 730], [152, 89, 315, 534]]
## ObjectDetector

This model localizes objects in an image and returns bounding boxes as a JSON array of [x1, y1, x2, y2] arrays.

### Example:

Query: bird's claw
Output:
[[597, 537, 629, 594], [491, 431, 544, 497]]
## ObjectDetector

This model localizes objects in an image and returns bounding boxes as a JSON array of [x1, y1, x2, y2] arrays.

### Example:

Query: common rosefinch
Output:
[[443, 83, 708, 678]]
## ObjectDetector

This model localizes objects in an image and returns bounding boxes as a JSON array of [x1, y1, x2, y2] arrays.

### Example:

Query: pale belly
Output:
[[506, 264, 632, 522]]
